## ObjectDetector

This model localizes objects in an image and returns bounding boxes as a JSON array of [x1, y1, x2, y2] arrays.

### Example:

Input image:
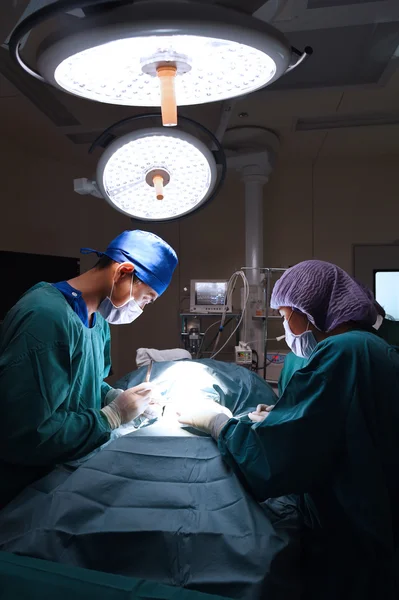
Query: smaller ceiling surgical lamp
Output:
[[8, 0, 312, 127], [74, 113, 226, 222]]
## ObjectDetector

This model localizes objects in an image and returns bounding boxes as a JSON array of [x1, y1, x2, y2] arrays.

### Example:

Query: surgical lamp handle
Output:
[[8, 0, 134, 81], [285, 46, 313, 74]]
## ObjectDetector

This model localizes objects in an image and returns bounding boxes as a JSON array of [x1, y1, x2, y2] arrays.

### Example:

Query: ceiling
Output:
[[0, 0, 398, 169]]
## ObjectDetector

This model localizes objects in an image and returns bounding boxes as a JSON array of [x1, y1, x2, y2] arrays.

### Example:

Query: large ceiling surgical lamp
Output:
[[8, 0, 312, 126], [74, 113, 226, 221]]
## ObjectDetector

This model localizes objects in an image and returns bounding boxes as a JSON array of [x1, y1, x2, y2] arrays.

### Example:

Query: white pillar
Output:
[[240, 166, 269, 365], [242, 167, 269, 286], [225, 129, 280, 373]]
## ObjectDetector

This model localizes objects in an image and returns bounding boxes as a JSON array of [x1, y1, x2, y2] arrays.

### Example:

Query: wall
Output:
[[313, 158, 399, 273], [264, 157, 399, 273], [1, 143, 398, 380], [263, 156, 399, 347], [264, 162, 313, 268], [1, 1, 30, 45]]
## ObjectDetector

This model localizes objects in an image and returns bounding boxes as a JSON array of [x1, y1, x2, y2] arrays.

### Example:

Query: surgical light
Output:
[[43, 31, 277, 122], [96, 126, 218, 221], [9, 1, 312, 127]]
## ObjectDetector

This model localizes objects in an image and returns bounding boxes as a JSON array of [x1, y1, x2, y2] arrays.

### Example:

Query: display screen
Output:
[[374, 270, 399, 319], [195, 281, 227, 306], [0, 251, 80, 321]]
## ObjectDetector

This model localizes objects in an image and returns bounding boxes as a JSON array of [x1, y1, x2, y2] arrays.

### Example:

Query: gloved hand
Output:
[[101, 383, 153, 429], [248, 403, 274, 423], [141, 401, 163, 421], [177, 400, 232, 435]]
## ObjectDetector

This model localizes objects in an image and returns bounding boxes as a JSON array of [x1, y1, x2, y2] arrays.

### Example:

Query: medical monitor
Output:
[[374, 270, 399, 320], [190, 279, 232, 313]]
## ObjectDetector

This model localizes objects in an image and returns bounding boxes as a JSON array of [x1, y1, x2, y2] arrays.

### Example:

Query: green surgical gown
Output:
[[278, 318, 399, 397], [278, 351, 307, 396], [0, 283, 112, 507], [219, 330, 399, 599]]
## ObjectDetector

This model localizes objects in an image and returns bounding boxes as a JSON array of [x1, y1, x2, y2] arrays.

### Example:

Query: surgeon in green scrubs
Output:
[[278, 298, 399, 397], [0, 230, 177, 508], [179, 260, 399, 600], [278, 352, 306, 396]]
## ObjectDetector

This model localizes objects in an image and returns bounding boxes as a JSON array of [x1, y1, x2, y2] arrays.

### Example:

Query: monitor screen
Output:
[[0, 250, 80, 321], [195, 281, 227, 306], [374, 270, 399, 320]]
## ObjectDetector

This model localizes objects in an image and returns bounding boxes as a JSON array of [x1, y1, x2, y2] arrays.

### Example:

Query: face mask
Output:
[[98, 274, 143, 325], [283, 318, 317, 359]]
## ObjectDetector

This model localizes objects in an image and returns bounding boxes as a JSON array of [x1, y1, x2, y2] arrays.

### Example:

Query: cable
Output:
[[285, 46, 313, 74], [243, 336, 284, 346], [251, 349, 258, 372], [210, 272, 241, 354], [200, 317, 235, 357], [210, 272, 240, 354], [195, 321, 220, 359], [210, 271, 250, 360], [179, 296, 190, 312]]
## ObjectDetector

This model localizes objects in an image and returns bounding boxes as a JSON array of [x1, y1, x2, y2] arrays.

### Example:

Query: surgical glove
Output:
[[141, 400, 163, 421], [177, 400, 232, 435], [101, 383, 153, 429], [104, 388, 124, 405], [248, 403, 274, 423]]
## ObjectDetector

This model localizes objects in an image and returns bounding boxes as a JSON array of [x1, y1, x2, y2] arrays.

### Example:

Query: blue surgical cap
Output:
[[81, 230, 178, 296]]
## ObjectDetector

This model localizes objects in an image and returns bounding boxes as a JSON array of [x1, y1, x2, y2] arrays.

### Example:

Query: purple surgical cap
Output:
[[353, 279, 386, 317], [352, 278, 374, 302], [270, 260, 377, 332]]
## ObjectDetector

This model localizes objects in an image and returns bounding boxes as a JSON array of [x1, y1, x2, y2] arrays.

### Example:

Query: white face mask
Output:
[[98, 274, 143, 325], [283, 317, 317, 359]]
